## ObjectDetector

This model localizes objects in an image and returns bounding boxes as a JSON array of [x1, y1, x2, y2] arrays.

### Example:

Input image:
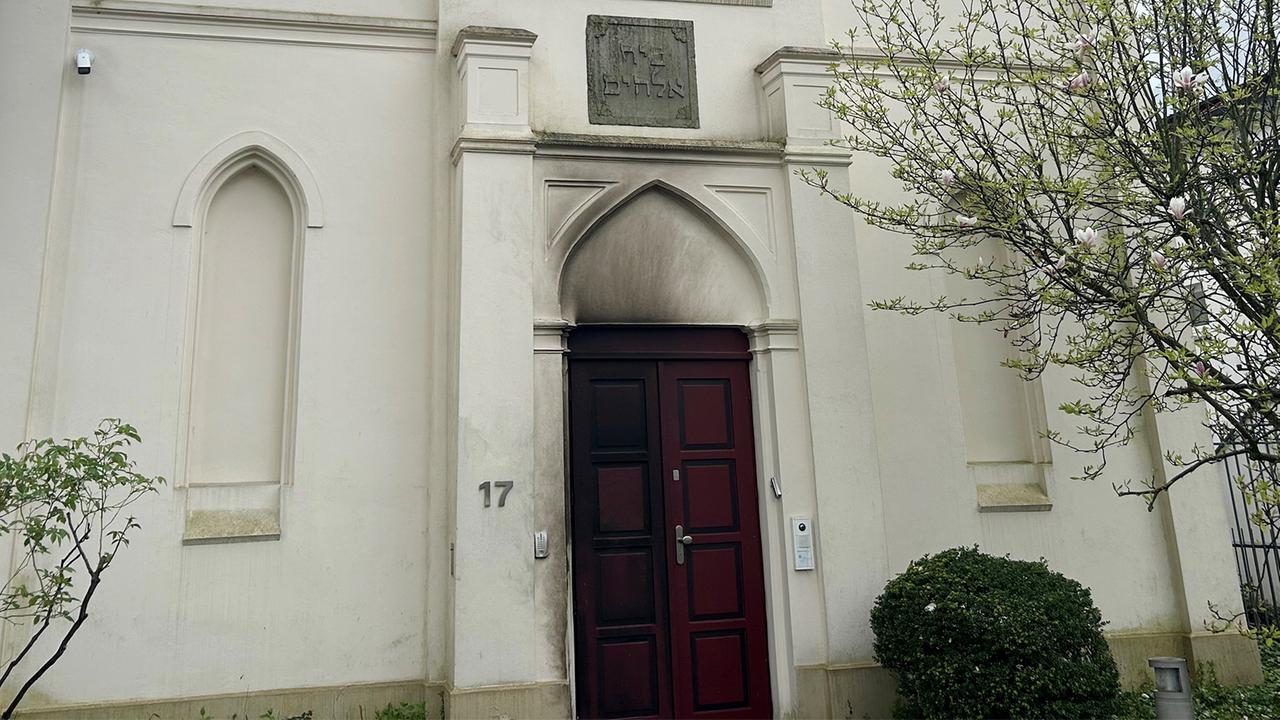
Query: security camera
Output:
[[75, 49, 94, 75]]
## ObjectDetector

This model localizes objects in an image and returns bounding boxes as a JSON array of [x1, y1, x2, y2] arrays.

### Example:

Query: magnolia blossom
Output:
[[1072, 33, 1096, 57], [1194, 360, 1209, 377], [1068, 70, 1092, 90], [1172, 65, 1210, 92], [1151, 250, 1168, 270], [1167, 196, 1190, 220], [934, 73, 953, 93], [1168, 235, 1187, 251], [925, 602, 937, 612], [936, 168, 956, 186], [1075, 226, 1099, 250], [955, 214, 978, 227], [1054, 255, 1068, 271]]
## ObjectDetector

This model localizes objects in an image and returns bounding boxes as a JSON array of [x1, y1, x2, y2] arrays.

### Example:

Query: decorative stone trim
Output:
[[533, 319, 573, 354], [452, 25, 537, 140], [753, 46, 841, 75], [538, 131, 782, 156], [534, 132, 784, 167], [756, 46, 850, 158], [449, 25, 537, 57], [71, 0, 437, 52], [450, 136, 538, 165], [650, 0, 771, 5], [748, 319, 801, 354], [173, 130, 324, 228]]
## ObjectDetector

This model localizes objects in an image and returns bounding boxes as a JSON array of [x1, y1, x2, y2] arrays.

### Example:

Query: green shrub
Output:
[[374, 702, 428, 720], [870, 547, 1121, 719]]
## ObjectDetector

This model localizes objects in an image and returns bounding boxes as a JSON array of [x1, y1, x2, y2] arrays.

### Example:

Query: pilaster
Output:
[[756, 47, 890, 670], [1143, 394, 1263, 684], [449, 25, 561, 703]]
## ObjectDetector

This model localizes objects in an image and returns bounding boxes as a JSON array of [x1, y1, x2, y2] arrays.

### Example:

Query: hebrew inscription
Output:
[[586, 15, 699, 128]]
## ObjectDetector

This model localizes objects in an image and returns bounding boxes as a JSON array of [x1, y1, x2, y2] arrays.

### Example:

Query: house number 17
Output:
[[479, 481, 514, 508]]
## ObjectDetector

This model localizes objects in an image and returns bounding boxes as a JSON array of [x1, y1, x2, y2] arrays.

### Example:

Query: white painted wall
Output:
[[0, 2, 437, 708], [0, 0, 1248, 713]]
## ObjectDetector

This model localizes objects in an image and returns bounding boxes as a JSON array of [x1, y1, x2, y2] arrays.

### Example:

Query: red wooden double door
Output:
[[569, 328, 772, 720]]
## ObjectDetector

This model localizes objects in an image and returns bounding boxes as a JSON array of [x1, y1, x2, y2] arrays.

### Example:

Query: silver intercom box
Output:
[[792, 516, 814, 571]]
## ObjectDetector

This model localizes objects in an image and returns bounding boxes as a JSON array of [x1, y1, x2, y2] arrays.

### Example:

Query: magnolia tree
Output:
[[811, 0, 1278, 510], [0, 420, 162, 717]]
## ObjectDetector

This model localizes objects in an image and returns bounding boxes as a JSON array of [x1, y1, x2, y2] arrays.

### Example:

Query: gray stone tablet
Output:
[[586, 15, 699, 128]]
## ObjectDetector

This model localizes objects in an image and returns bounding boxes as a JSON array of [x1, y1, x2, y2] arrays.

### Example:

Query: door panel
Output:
[[570, 338, 771, 720], [571, 361, 673, 720], [661, 361, 772, 720]]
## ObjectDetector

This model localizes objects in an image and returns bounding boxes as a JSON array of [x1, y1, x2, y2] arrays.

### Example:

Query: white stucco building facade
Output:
[[0, 1, 1261, 718]]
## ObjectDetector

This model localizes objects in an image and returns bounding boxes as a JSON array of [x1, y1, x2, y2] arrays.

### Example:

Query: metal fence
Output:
[[1223, 438, 1280, 627]]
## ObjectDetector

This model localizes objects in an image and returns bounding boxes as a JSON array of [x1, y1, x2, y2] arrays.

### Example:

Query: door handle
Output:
[[674, 524, 694, 565]]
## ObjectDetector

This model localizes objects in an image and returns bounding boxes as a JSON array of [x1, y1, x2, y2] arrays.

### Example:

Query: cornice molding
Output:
[[534, 132, 784, 167], [71, 1, 437, 52], [754, 46, 840, 75], [450, 136, 539, 165], [450, 25, 537, 57]]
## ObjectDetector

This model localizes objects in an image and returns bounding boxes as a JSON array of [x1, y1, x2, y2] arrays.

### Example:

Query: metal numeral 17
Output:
[[479, 481, 515, 508]]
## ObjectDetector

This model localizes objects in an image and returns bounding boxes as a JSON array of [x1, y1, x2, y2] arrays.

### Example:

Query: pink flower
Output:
[[1075, 226, 1099, 250], [1167, 196, 1190, 220], [1068, 70, 1092, 90], [1172, 66, 1210, 92], [936, 168, 956, 186], [934, 74, 953, 93], [1055, 255, 1068, 271], [1151, 250, 1167, 270], [1194, 361, 1208, 376], [1072, 33, 1096, 57]]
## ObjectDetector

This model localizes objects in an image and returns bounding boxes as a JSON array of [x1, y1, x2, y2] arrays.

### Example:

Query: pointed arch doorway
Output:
[[568, 326, 773, 720]]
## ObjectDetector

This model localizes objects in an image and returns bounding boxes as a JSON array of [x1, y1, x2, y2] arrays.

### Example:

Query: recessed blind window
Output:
[[188, 166, 293, 485]]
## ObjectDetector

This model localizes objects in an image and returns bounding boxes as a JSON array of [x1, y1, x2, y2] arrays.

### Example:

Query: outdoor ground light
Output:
[[1148, 657, 1194, 720]]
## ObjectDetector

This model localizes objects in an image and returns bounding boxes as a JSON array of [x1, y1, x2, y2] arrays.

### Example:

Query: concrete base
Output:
[[12, 680, 436, 720], [797, 631, 1264, 719], [444, 681, 569, 719], [794, 663, 897, 720], [9, 632, 1260, 720], [1108, 630, 1263, 686]]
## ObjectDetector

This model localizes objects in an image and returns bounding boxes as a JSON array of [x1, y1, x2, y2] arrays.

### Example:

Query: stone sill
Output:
[[976, 482, 1052, 512], [183, 508, 281, 545]]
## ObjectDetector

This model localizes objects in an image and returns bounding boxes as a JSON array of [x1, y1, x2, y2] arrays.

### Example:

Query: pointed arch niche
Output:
[[558, 184, 767, 325], [173, 132, 320, 544], [538, 179, 802, 714]]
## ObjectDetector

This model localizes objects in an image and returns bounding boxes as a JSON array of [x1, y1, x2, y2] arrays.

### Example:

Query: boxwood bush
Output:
[[870, 547, 1121, 719]]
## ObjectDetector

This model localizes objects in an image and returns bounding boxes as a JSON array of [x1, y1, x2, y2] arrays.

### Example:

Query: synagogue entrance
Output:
[[568, 326, 772, 720]]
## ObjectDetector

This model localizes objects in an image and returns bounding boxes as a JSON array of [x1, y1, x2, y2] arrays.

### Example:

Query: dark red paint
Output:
[[570, 328, 772, 720]]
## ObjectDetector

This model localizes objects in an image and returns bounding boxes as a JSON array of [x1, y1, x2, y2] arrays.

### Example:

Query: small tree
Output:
[[811, 0, 1278, 507], [0, 419, 163, 717]]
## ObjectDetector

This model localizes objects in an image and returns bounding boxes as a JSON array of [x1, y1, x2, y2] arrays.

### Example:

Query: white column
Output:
[[1143, 387, 1263, 683], [757, 48, 890, 671], [747, 321, 824, 716], [448, 28, 566, 712]]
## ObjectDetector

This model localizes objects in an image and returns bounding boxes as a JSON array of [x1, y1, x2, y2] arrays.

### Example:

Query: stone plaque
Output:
[[586, 15, 699, 128]]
